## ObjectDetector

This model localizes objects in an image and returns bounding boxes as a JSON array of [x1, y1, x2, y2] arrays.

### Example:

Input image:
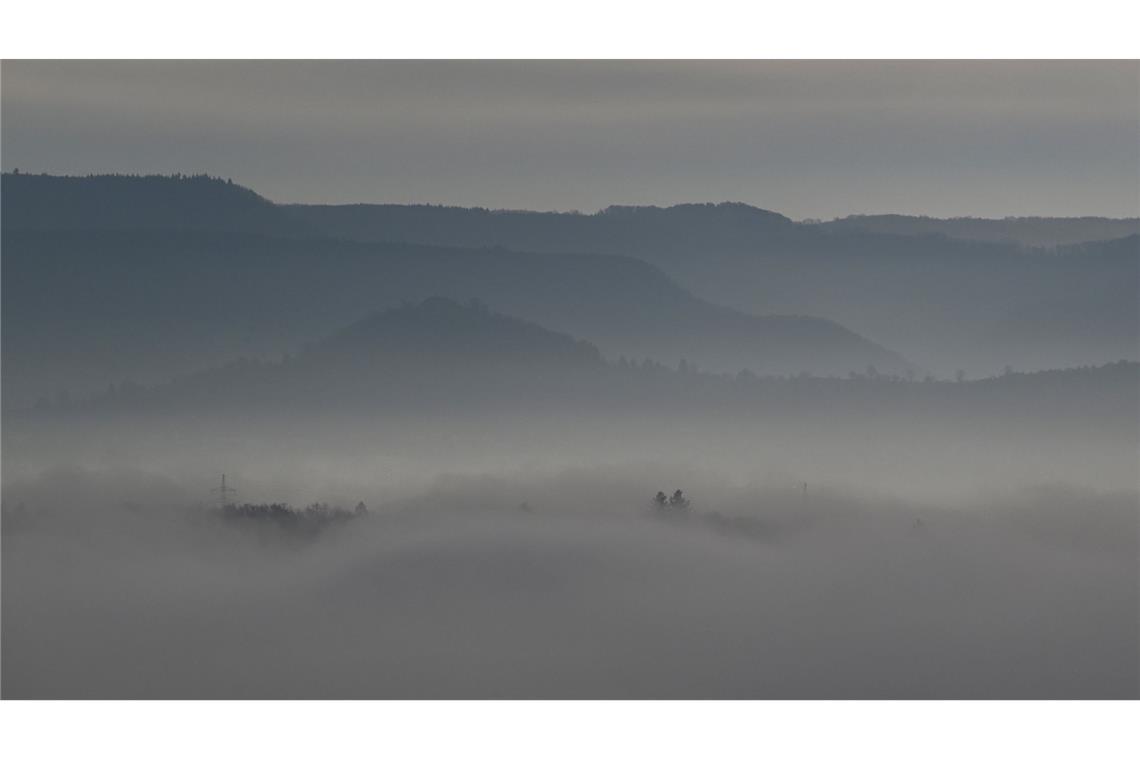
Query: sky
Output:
[[2, 60, 1137, 219]]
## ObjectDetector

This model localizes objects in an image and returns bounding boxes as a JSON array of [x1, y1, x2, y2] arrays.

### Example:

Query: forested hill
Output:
[[286, 201, 798, 255], [2, 226, 903, 408], [22, 292, 1136, 434], [1, 172, 312, 237], [55, 298, 613, 413], [288, 196, 1138, 375], [7, 172, 1133, 396]]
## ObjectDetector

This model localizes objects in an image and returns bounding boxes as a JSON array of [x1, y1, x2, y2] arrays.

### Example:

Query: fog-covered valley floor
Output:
[[3, 456, 1136, 698]]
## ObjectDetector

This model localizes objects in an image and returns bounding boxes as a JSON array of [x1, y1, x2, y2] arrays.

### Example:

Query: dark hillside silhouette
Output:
[[310, 297, 603, 366], [5, 172, 1133, 404], [57, 298, 614, 413], [288, 199, 1138, 374], [2, 223, 902, 407], [2, 172, 312, 237], [286, 200, 798, 258], [28, 292, 1134, 437]]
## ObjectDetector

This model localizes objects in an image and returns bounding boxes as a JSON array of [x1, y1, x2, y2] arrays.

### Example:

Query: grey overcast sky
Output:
[[2, 60, 1137, 219]]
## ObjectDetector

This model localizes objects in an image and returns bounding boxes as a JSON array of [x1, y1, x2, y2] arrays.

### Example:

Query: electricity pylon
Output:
[[211, 473, 238, 508]]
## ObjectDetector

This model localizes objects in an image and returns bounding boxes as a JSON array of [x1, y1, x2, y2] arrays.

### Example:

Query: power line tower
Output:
[[212, 473, 238, 508]]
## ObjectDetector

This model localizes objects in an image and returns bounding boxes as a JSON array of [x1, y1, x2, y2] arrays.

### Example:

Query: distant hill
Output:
[[1, 172, 312, 237], [289, 199, 1139, 376], [312, 296, 602, 366], [29, 293, 1136, 439], [816, 214, 1140, 248], [9, 294, 1132, 500], [7, 172, 1133, 391], [1, 225, 902, 408], [286, 200, 797, 257], [70, 299, 613, 413]]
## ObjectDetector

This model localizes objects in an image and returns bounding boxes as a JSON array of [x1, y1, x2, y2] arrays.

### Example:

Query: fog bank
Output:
[[4, 468, 1136, 698]]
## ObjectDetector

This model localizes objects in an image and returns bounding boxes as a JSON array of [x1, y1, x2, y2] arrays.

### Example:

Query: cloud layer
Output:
[[3, 61, 1137, 218]]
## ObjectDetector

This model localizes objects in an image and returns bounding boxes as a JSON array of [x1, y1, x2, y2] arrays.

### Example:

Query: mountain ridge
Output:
[[8, 171, 1132, 397], [24, 295, 1134, 429], [2, 225, 904, 407]]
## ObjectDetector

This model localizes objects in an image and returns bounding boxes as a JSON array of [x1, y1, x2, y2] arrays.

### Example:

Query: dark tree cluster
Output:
[[217, 501, 367, 535], [652, 489, 691, 513]]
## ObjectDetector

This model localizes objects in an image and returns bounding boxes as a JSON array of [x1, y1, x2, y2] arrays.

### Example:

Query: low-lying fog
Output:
[[4, 452, 1136, 698]]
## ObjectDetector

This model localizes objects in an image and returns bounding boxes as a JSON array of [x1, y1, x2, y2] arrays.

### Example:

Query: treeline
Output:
[[1, 171, 308, 237], [6, 170, 237, 181], [217, 501, 368, 535]]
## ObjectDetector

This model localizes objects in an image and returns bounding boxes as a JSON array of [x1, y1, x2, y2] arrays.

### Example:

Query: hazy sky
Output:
[[3, 60, 1137, 218]]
